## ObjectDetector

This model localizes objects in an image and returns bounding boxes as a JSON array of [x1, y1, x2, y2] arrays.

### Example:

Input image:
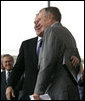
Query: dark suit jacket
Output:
[[1, 70, 23, 100], [7, 37, 39, 99], [1, 71, 7, 100], [34, 23, 81, 100]]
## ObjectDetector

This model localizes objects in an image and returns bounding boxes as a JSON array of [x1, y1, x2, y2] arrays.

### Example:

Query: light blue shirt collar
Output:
[[51, 21, 59, 27]]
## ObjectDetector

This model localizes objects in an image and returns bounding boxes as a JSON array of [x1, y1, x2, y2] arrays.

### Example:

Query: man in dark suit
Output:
[[6, 14, 45, 100], [5, 37, 39, 100], [33, 7, 81, 100], [1, 54, 14, 100], [1, 54, 25, 100], [6, 9, 80, 100]]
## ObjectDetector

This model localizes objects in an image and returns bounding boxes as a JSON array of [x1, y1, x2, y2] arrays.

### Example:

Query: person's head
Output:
[[2, 54, 14, 71], [34, 7, 61, 37]]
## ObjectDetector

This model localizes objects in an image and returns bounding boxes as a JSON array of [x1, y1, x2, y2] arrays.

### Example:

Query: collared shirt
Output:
[[51, 21, 59, 27]]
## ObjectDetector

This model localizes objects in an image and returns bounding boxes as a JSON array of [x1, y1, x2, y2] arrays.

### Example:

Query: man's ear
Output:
[[48, 14, 54, 22]]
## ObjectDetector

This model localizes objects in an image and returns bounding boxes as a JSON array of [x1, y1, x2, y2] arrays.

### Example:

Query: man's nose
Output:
[[6, 62, 10, 65], [6, 61, 12, 65], [34, 19, 39, 24], [34, 20, 37, 24]]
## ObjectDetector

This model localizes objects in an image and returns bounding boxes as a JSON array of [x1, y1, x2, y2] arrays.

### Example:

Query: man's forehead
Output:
[[39, 10, 45, 16], [35, 9, 45, 20], [3, 56, 12, 60]]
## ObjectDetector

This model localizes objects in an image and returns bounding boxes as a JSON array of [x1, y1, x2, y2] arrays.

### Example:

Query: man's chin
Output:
[[36, 32, 44, 37]]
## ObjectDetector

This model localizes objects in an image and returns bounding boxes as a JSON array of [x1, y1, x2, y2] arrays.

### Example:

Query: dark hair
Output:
[[40, 7, 61, 22]]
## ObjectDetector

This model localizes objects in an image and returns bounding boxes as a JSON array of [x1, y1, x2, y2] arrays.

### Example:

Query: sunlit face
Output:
[[34, 14, 42, 36], [34, 9, 51, 37], [2, 56, 14, 71]]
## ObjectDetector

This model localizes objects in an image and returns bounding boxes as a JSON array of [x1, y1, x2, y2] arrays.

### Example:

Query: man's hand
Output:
[[70, 56, 79, 67], [33, 93, 40, 100], [6, 86, 15, 100]]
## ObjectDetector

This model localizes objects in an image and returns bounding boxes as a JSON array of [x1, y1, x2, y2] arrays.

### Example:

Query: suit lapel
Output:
[[1, 71, 7, 85]]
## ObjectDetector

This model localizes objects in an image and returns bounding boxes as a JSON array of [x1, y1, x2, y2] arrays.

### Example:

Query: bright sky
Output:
[[1, 1, 84, 59]]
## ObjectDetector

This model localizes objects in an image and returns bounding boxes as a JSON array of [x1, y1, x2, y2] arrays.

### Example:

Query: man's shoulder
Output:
[[1, 71, 5, 78], [22, 37, 38, 44], [1, 70, 5, 74]]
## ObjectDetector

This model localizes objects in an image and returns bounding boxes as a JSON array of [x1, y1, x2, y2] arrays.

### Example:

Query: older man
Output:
[[33, 7, 81, 100], [1, 54, 14, 100]]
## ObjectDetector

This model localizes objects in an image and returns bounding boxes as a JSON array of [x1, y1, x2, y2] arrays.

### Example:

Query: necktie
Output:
[[37, 38, 43, 58], [6, 71, 11, 83]]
